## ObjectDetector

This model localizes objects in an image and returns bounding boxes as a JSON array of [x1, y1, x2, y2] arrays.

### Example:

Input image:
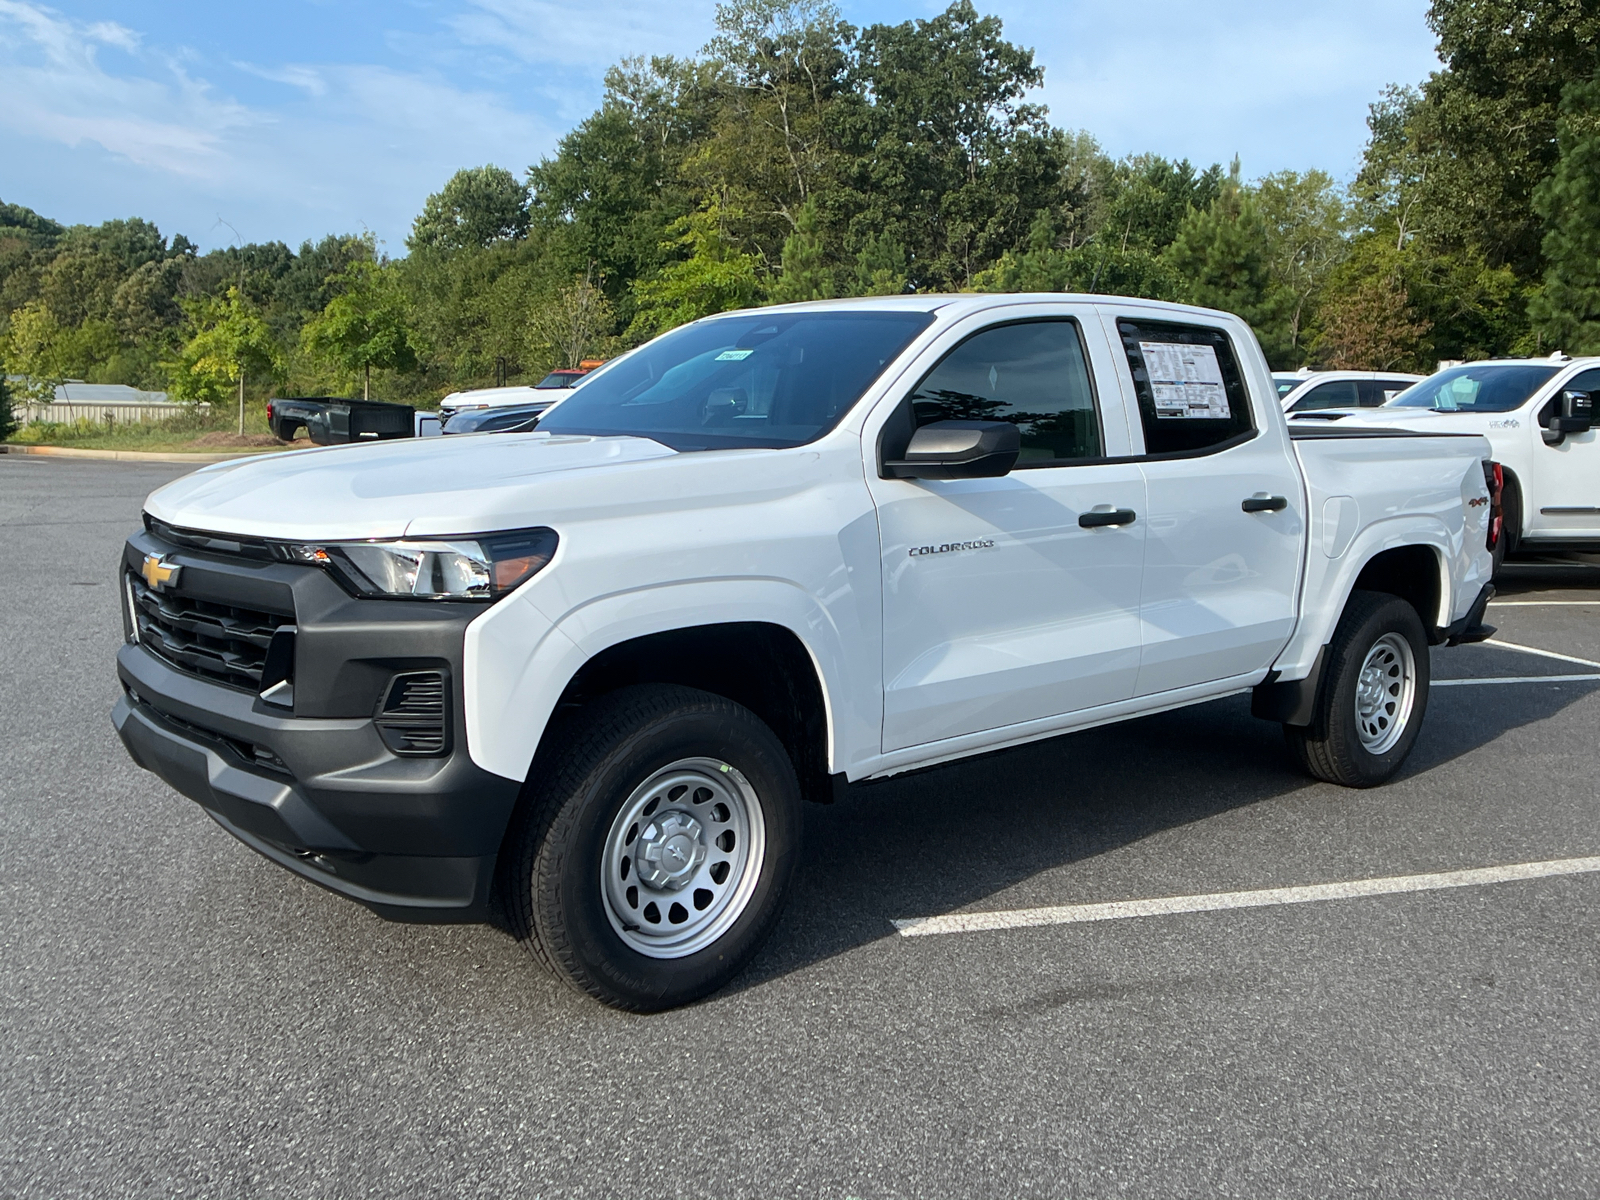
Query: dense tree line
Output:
[[3, 0, 1598, 415]]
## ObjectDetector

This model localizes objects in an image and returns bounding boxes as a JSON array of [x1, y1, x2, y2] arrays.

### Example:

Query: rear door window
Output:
[[1292, 380, 1361, 412], [907, 319, 1102, 465], [1115, 319, 1254, 455]]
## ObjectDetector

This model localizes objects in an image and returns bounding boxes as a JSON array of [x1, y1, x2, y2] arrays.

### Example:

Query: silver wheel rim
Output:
[[1354, 632, 1417, 754], [600, 757, 766, 959]]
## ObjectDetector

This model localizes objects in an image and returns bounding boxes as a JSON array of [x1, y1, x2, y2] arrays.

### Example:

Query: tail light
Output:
[[1482, 460, 1504, 550], [266, 400, 275, 421]]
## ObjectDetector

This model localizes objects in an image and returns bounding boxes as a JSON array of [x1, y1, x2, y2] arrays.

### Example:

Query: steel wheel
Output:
[[600, 756, 766, 959], [1354, 631, 1417, 754]]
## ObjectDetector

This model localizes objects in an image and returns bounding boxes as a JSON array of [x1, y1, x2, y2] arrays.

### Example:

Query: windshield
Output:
[[534, 372, 583, 389], [1274, 376, 1303, 398], [1388, 364, 1559, 413], [535, 310, 934, 450]]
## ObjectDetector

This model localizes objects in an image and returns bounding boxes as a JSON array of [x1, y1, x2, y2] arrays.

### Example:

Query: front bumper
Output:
[[112, 529, 523, 919]]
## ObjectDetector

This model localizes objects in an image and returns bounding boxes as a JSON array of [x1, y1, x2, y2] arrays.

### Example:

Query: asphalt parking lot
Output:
[[3, 454, 1598, 1199]]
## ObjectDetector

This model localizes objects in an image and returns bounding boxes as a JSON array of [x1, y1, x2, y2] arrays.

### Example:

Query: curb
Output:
[[0, 443, 294, 465]]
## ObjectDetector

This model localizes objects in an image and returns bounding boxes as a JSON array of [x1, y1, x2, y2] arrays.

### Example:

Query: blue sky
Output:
[[0, 0, 1442, 254]]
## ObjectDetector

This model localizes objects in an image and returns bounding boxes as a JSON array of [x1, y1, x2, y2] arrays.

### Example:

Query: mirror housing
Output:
[[1543, 389, 1593, 444], [883, 420, 1021, 480]]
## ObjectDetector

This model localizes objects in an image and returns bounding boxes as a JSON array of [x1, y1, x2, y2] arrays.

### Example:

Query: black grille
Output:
[[374, 671, 449, 756], [129, 573, 295, 690]]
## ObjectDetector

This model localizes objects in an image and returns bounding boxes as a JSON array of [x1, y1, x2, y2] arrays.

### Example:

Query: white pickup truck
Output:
[[1288, 355, 1600, 567], [112, 295, 1498, 1011]]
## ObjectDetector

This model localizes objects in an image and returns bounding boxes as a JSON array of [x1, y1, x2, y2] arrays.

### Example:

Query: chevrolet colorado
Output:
[[113, 295, 1498, 1011]]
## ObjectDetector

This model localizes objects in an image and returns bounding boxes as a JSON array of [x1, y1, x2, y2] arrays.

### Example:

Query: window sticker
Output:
[[1139, 341, 1231, 419], [715, 349, 755, 361]]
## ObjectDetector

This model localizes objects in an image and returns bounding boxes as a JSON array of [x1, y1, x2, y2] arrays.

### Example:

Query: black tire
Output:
[[1284, 590, 1431, 788], [502, 684, 801, 1012]]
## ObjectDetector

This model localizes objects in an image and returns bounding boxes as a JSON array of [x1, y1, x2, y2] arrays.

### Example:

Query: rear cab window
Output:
[[1113, 318, 1256, 456]]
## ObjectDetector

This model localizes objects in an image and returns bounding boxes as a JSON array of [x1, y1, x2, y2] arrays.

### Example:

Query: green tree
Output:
[[301, 260, 416, 398], [1314, 270, 1431, 371], [1531, 75, 1600, 355], [526, 270, 618, 371], [696, 0, 850, 261], [853, 230, 908, 295], [768, 196, 835, 302], [1164, 164, 1277, 348], [628, 201, 763, 338], [1417, 0, 1600, 278], [1255, 170, 1348, 361], [2, 300, 70, 401], [409, 165, 530, 253], [167, 287, 285, 432], [0, 373, 15, 441], [831, 0, 1069, 288]]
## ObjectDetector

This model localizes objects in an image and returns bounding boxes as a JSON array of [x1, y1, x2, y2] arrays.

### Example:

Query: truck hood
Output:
[[145, 433, 680, 540]]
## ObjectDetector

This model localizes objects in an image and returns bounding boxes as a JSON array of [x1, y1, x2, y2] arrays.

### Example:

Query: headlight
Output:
[[275, 528, 558, 600]]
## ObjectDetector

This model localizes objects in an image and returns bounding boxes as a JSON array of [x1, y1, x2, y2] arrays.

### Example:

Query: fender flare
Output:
[[462, 578, 868, 784]]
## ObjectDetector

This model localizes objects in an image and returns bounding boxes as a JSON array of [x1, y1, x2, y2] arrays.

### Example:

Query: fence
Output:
[[18, 400, 209, 427]]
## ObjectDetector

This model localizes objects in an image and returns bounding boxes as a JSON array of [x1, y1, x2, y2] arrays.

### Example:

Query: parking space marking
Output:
[[1483, 639, 1600, 669], [892, 856, 1600, 937], [1489, 600, 1600, 606], [1435, 674, 1600, 687]]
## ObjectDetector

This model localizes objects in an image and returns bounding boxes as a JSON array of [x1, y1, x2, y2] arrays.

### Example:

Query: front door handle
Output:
[[1079, 508, 1138, 528], [1241, 495, 1288, 513]]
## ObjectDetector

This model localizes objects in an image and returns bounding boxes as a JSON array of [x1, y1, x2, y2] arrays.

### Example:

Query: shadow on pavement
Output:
[[728, 660, 1598, 998]]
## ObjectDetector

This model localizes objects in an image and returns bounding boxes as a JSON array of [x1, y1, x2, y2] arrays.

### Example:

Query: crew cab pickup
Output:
[[112, 295, 1498, 1011], [1288, 355, 1600, 565]]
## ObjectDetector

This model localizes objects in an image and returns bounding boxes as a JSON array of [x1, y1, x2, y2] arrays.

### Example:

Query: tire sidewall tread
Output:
[[503, 684, 801, 1012], [1286, 590, 1431, 788]]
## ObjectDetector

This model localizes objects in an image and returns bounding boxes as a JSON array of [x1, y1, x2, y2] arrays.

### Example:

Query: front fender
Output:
[[461, 578, 873, 785]]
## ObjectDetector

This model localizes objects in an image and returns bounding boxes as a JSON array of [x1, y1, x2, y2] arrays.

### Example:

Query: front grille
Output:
[[129, 573, 294, 690], [374, 671, 449, 756]]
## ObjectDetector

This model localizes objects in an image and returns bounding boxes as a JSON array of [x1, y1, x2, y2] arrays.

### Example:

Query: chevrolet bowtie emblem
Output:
[[141, 554, 181, 591]]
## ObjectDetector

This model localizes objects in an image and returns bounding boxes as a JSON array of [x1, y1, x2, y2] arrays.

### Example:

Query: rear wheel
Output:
[[503, 684, 801, 1012], [1285, 590, 1430, 787]]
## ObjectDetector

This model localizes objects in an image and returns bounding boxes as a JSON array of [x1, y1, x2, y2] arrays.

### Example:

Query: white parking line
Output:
[[1435, 674, 1600, 686], [892, 856, 1600, 937], [1483, 639, 1600, 669], [1489, 600, 1600, 606]]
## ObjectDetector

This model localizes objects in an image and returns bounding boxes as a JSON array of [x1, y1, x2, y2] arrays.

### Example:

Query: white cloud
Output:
[[0, 0, 555, 249], [450, 0, 715, 66], [0, 0, 252, 178]]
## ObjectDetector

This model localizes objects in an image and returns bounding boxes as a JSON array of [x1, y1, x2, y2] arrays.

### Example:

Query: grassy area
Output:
[[5, 403, 305, 454]]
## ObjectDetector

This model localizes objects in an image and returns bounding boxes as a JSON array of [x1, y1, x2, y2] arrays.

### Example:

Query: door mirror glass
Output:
[[885, 420, 1021, 479]]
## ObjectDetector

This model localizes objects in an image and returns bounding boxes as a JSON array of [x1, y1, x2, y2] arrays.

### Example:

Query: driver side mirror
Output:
[[883, 420, 1021, 480], [1543, 389, 1592, 444]]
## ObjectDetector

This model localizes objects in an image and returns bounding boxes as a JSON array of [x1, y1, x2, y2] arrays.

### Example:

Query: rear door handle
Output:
[[1079, 508, 1138, 528], [1241, 495, 1288, 513]]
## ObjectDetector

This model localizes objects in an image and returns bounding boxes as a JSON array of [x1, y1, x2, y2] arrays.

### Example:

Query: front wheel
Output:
[[1285, 590, 1430, 787], [502, 685, 801, 1012]]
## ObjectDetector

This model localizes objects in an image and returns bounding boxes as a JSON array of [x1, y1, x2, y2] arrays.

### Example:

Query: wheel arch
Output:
[[545, 621, 836, 807], [463, 578, 871, 798], [1348, 542, 1448, 641]]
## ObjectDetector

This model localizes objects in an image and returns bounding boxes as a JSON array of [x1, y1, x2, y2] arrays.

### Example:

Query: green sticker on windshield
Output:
[[715, 349, 755, 361]]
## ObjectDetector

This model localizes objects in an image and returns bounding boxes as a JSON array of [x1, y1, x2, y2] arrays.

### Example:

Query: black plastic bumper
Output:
[[111, 528, 523, 919]]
